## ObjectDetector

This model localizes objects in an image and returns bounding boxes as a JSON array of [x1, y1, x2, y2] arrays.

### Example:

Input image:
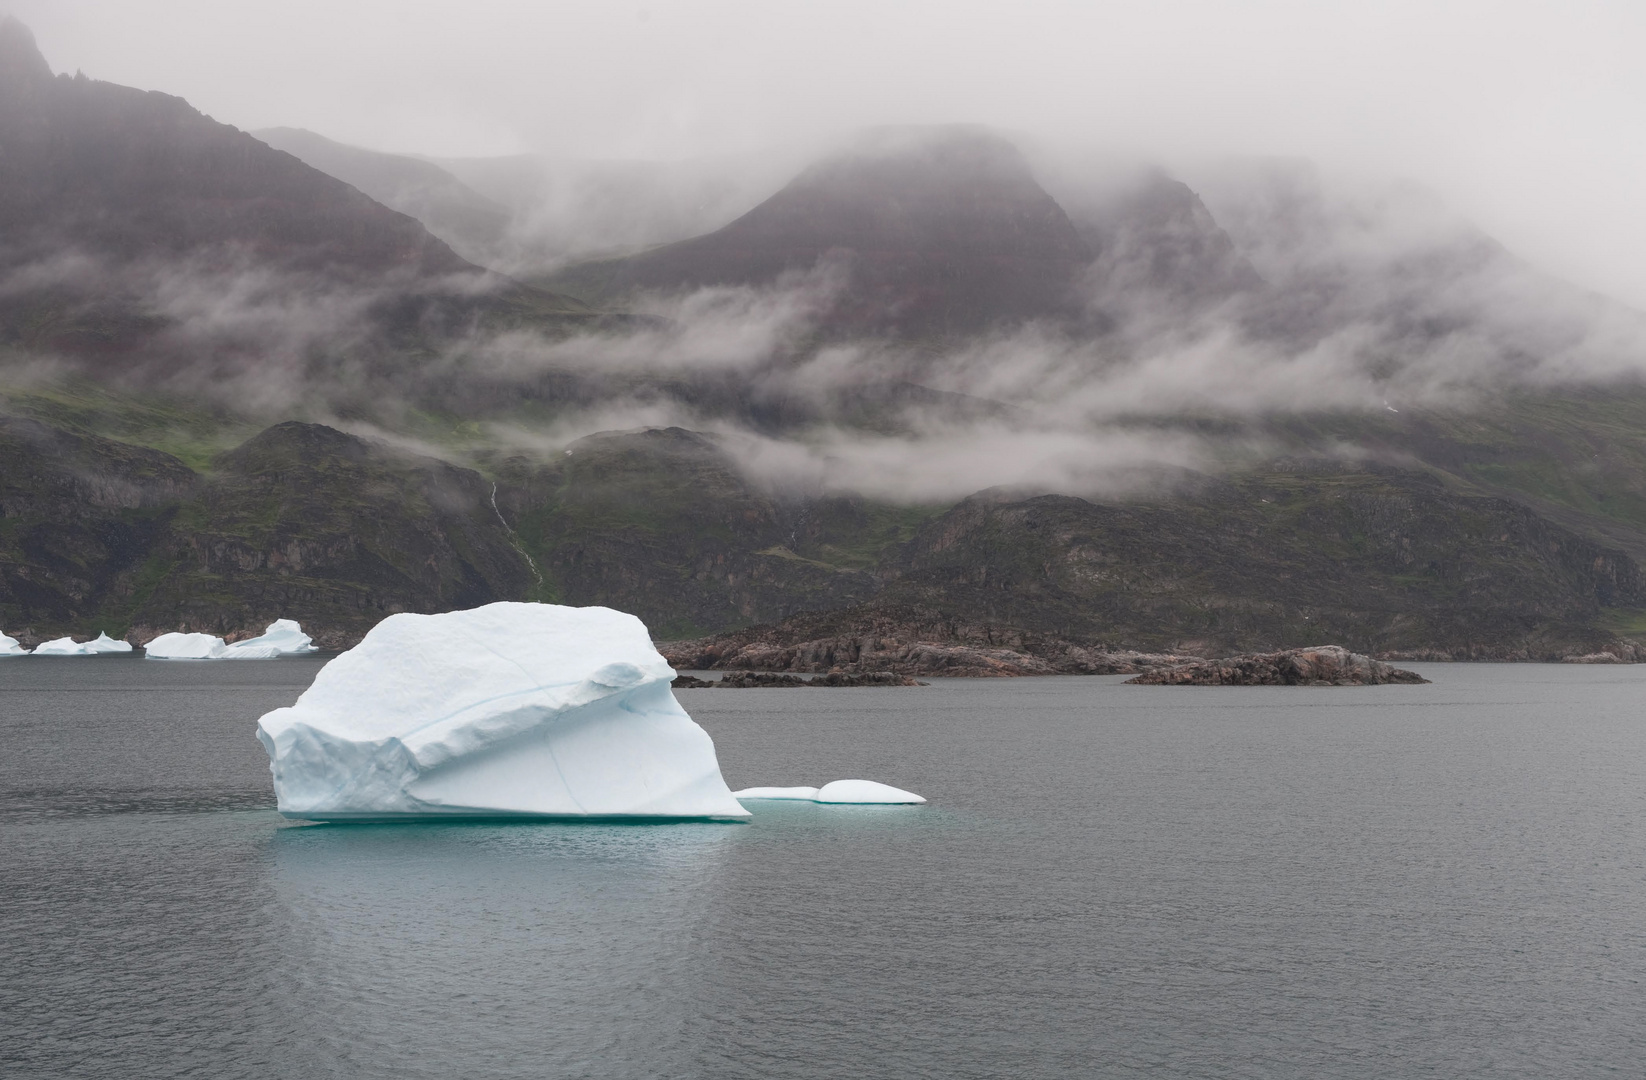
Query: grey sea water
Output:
[[2, 658, 1643, 1078]]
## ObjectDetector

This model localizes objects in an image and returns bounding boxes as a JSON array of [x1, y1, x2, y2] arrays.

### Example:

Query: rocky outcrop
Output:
[[664, 636, 1190, 678], [672, 671, 923, 688], [1125, 645, 1428, 685]]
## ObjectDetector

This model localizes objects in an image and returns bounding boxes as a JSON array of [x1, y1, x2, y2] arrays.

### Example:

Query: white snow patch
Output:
[[32, 633, 132, 656], [223, 619, 317, 657], [814, 779, 926, 804], [255, 602, 750, 822], [144, 632, 228, 660], [732, 786, 822, 801]]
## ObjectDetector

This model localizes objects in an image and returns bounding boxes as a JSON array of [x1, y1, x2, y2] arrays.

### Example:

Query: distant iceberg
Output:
[[224, 619, 316, 658], [144, 632, 229, 660], [145, 620, 318, 660], [1, 632, 27, 657], [731, 786, 821, 801], [256, 602, 750, 822], [32, 633, 133, 656], [83, 633, 133, 654], [734, 779, 926, 805]]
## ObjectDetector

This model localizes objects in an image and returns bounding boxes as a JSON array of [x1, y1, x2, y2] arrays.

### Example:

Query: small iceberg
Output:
[[32, 633, 133, 656], [224, 619, 317, 658], [145, 620, 319, 660], [83, 633, 133, 654], [1, 632, 28, 657], [732, 786, 822, 801], [815, 779, 925, 804], [144, 632, 229, 660], [256, 602, 749, 822], [734, 779, 926, 805]]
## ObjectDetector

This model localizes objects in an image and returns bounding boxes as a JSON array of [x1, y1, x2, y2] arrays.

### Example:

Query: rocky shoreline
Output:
[[672, 671, 925, 688]]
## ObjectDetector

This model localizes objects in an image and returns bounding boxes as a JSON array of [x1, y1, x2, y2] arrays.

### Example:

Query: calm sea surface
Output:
[[2, 659, 1643, 1078]]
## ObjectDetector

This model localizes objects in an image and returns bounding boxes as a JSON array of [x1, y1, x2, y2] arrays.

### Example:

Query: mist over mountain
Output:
[[428, 150, 804, 274], [252, 127, 513, 269], [5, 10, 1646, 663]]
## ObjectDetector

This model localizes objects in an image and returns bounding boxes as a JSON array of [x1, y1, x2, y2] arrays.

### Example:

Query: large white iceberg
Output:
[[225, 619, 317, 658], [255, 602, 750, 822], [734, 780, 926, 804], [32, 632, 133, 656], [144, 631, 228, 660], [0, 632, 27, 657]]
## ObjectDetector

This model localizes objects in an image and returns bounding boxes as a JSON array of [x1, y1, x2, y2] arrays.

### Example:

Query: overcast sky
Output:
[[11, 0, 1646, 307]]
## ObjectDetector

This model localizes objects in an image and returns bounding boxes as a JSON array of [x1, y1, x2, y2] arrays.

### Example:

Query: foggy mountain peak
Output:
[[743, 124, 1089, 261], [569, 124, 1095, 335], [0, 13, 52, 97]]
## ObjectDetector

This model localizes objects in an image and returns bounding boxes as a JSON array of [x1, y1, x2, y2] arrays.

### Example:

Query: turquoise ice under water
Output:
[[3, 657, 1645, 1078]]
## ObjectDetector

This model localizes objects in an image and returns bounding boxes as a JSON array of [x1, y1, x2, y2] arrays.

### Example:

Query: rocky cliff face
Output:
[[0, 415, 197, 638], [495, 426, 890, 639], [5, 411, 1646, 660], [876, 467, 1644, 657], [130, 422, 535, 647], [658, 457, 1646, 670], [0, 419, 533, 648]]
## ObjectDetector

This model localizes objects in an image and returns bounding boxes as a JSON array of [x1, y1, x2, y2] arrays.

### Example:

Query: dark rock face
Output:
[[657, 459, 1646, 672], [659, 604, 1194, 677], [7, 409, 1646, 660], [0, 415, 198, 642], [1125, 645, 1428, 685], [496, 426, 885, 640], [130, 422, 535, 648], [601, 127, 1092, 335], [879, 466, 1646, 659], [0, 416, 534, 647]]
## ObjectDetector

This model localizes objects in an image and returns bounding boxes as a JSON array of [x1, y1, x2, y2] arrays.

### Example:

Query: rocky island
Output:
[[1125, 646, 1429, 686]]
